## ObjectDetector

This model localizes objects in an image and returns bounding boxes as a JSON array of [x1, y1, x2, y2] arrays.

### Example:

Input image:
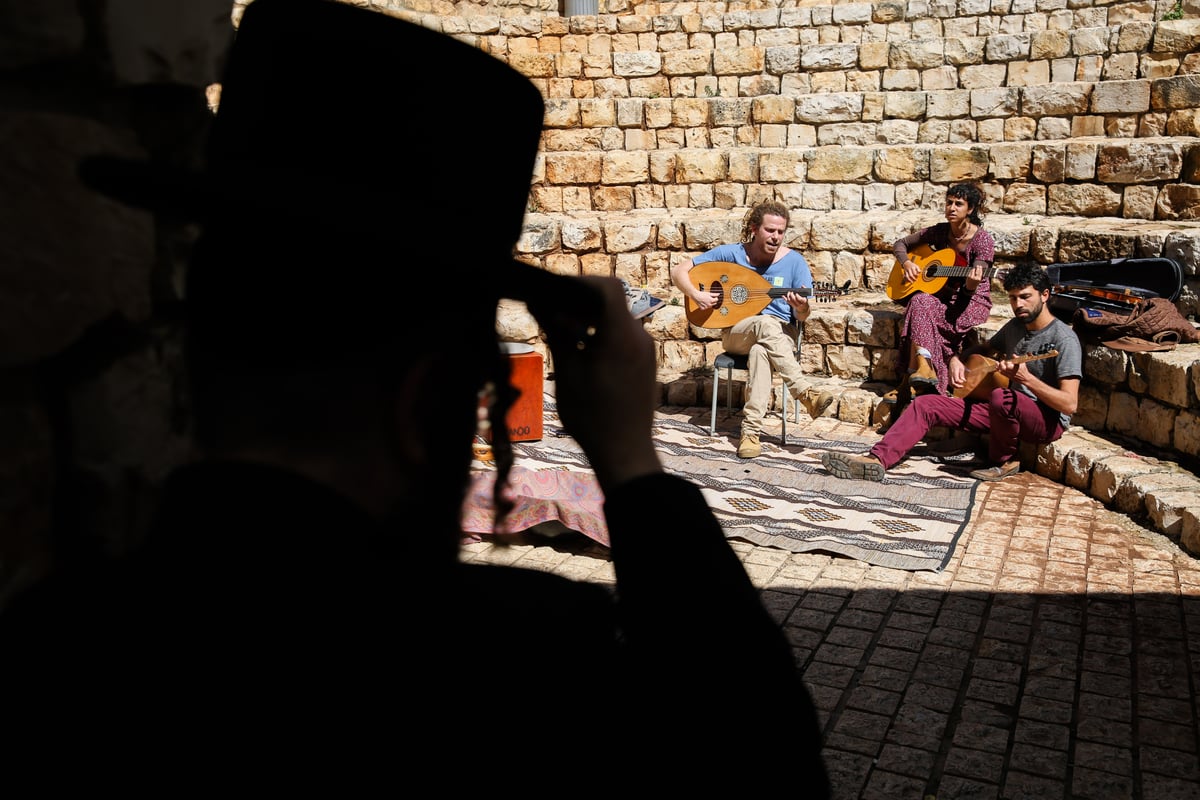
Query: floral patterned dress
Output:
[[895, 221, 996, 396]]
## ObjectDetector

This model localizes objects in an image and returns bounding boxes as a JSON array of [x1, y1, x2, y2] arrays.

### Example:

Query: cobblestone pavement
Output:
[[460, 414, 1200, 800]]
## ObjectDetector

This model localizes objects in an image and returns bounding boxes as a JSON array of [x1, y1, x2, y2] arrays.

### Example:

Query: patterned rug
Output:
[[464, 396, 982, 572]]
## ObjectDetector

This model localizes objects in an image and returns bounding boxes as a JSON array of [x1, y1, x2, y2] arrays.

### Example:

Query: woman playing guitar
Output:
[[884, 182, 996, 428]]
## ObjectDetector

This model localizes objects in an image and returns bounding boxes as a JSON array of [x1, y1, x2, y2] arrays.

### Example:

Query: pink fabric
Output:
[[462, 466, 609, 546], [870, 389, 1063, 469]]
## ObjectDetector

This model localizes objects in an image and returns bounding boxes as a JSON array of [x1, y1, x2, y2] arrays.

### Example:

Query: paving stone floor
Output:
[[460, 413, 1200, 800]]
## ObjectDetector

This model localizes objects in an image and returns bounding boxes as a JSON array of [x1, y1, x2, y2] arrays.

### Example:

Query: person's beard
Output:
[[1017, 297, 1044, 322]]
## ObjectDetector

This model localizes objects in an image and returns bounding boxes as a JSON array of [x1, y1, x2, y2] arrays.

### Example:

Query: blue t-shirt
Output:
[[693, 244, 814, 324], [987, 316, 1082, 428]]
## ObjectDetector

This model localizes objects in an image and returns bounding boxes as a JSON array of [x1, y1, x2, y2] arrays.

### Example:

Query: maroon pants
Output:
[[870, 388, 1064, 469]]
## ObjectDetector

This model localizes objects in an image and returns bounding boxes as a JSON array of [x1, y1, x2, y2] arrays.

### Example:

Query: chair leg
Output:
[[710, 364, 719, 435], [781, 389, 788, 445]]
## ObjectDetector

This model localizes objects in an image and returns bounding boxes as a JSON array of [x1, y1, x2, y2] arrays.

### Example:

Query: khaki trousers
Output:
[[721, 315, 810, 437]]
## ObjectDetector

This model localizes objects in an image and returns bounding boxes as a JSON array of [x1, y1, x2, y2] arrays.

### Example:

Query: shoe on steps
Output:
[[737, 434, 762, 459], [804, 390, 835, 418], [820, 451, 885, 482], [969, 461, 1020, 481], [909, 349, 938, 389]]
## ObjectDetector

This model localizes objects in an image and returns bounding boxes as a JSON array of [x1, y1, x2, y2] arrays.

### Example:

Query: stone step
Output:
[[657, 362, 1200, 558], [519, 209, 1200, 317], [531, 138, 1200, 222]]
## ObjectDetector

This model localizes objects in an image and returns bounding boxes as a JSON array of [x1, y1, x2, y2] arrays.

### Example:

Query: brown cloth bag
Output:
[[1071, 297, 1200, 352]]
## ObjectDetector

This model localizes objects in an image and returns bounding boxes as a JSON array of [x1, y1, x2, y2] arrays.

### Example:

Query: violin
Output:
[[1051, 282, 1158, 307]]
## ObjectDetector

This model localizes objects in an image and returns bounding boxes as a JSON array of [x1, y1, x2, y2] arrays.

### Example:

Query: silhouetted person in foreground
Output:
[[2, 0, 829, 791]]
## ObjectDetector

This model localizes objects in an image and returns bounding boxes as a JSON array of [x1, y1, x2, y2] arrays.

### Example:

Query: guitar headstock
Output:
[[812, 280, 852, 302]]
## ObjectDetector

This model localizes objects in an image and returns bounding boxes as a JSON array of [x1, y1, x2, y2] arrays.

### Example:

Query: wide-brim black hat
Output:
[[81, 0, 591, 343]]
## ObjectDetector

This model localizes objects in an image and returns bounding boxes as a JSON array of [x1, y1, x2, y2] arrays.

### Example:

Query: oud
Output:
[[684, 262, 846, 328], [952, 350, 1060, 400]]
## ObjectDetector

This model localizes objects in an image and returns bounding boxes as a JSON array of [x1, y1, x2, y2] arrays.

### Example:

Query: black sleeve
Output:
[[604, 472, 830, 795]]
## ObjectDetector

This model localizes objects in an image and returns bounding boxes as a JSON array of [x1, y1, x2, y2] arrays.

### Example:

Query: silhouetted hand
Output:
[[531, 276, 662, 492]]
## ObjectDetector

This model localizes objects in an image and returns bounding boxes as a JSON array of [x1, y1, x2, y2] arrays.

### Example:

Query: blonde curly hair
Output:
[[741, 200, 790, 243]]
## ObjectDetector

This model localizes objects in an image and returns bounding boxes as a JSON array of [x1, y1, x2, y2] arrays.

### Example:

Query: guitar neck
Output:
[[929, 264, 998, 280], [966, 349, 1059, 375]]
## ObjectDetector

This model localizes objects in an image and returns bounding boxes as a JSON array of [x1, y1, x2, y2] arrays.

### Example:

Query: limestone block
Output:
[[1035, 435, 1072, 480], [824, 344, 871, 379], [989, 143, 1034, 180], [760, 151, 806, 182], [1091, 80, 1152, 114], [1166, 109, 1200, 137], [1146, 349, 1199, 408], [1022, 82, 1090, 116], [795, 92, 864, 124], [1037, 118, 1072, 140], [1065, 141, 1098, 180], [1089, 454, 1172, 504], [1030, 29, 1070, 60], [661, 338, 706, 373], [713, 46, 763, 75], [808, 211, 873, 249], [1123, 186, 1159, 220], [1098, 141, 1184, 183], [1152, 19, 1200, 55], [1180, 507, 1200, 556], [969, 87, 1020, 118], [929, 145, 989, 183], [601, 152, 649, 185], [876, 147, 928, 181], [643, 303, 688, 341], [1062, 433, 1125, 490], [835, 388, 877, 426], [801, 43, 858, 70], [676, 151, 727, 182], [662, 49, 711, 76], [1151, 74, 1200, 110], [1081, 343, 1127, 385], [1174, 410, 1200, 459], [1001, 183, 1047, 214], [1106, 391, 1142, 438], [1073, 384, 1109, 430], [804, 310, 846, 347], [544, 152, 602, 184], [884, 91, 927, 120], [1047, 184, 1122, 216], [665, 376, 699, 407], [1156, 185, 1200, 221], [1112, 468, 1198, 516], [1144, 486, 1200, 539], [1008, 60, 1050, 88]]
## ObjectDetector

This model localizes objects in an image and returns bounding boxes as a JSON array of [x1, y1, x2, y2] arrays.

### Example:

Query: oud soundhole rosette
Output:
[[730, 285, 749, 304]]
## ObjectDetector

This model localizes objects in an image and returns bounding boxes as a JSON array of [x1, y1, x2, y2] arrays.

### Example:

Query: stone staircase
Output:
[[432, 0, 1200, 556]]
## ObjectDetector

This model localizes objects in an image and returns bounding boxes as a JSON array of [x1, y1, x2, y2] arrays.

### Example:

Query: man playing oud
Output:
[[822, 262, 1082, 482], [672, 200, 834, 459]]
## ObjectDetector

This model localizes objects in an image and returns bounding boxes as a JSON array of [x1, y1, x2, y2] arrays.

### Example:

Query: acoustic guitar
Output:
[[684, 262, 847, 328], [952, 350, 1059, 401], [886, 243, 999, 301]]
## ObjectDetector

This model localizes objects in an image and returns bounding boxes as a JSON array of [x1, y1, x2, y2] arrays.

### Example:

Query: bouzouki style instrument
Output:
[[886, 243, 1000, 301], [952, 349, 1059, 401], [684, 262, 847, 328]]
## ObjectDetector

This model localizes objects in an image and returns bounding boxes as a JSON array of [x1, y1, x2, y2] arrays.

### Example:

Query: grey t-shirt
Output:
[[986, 316, 1082, 428]]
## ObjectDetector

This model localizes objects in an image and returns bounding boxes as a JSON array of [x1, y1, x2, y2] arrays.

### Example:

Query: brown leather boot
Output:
[[909, 348, 938, 391]]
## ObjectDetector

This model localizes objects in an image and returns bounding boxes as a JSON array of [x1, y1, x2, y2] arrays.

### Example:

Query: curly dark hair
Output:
[[741, 200, 790, 243], [946, 182, 986, 226], [1002, 262, 1052, 294]]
